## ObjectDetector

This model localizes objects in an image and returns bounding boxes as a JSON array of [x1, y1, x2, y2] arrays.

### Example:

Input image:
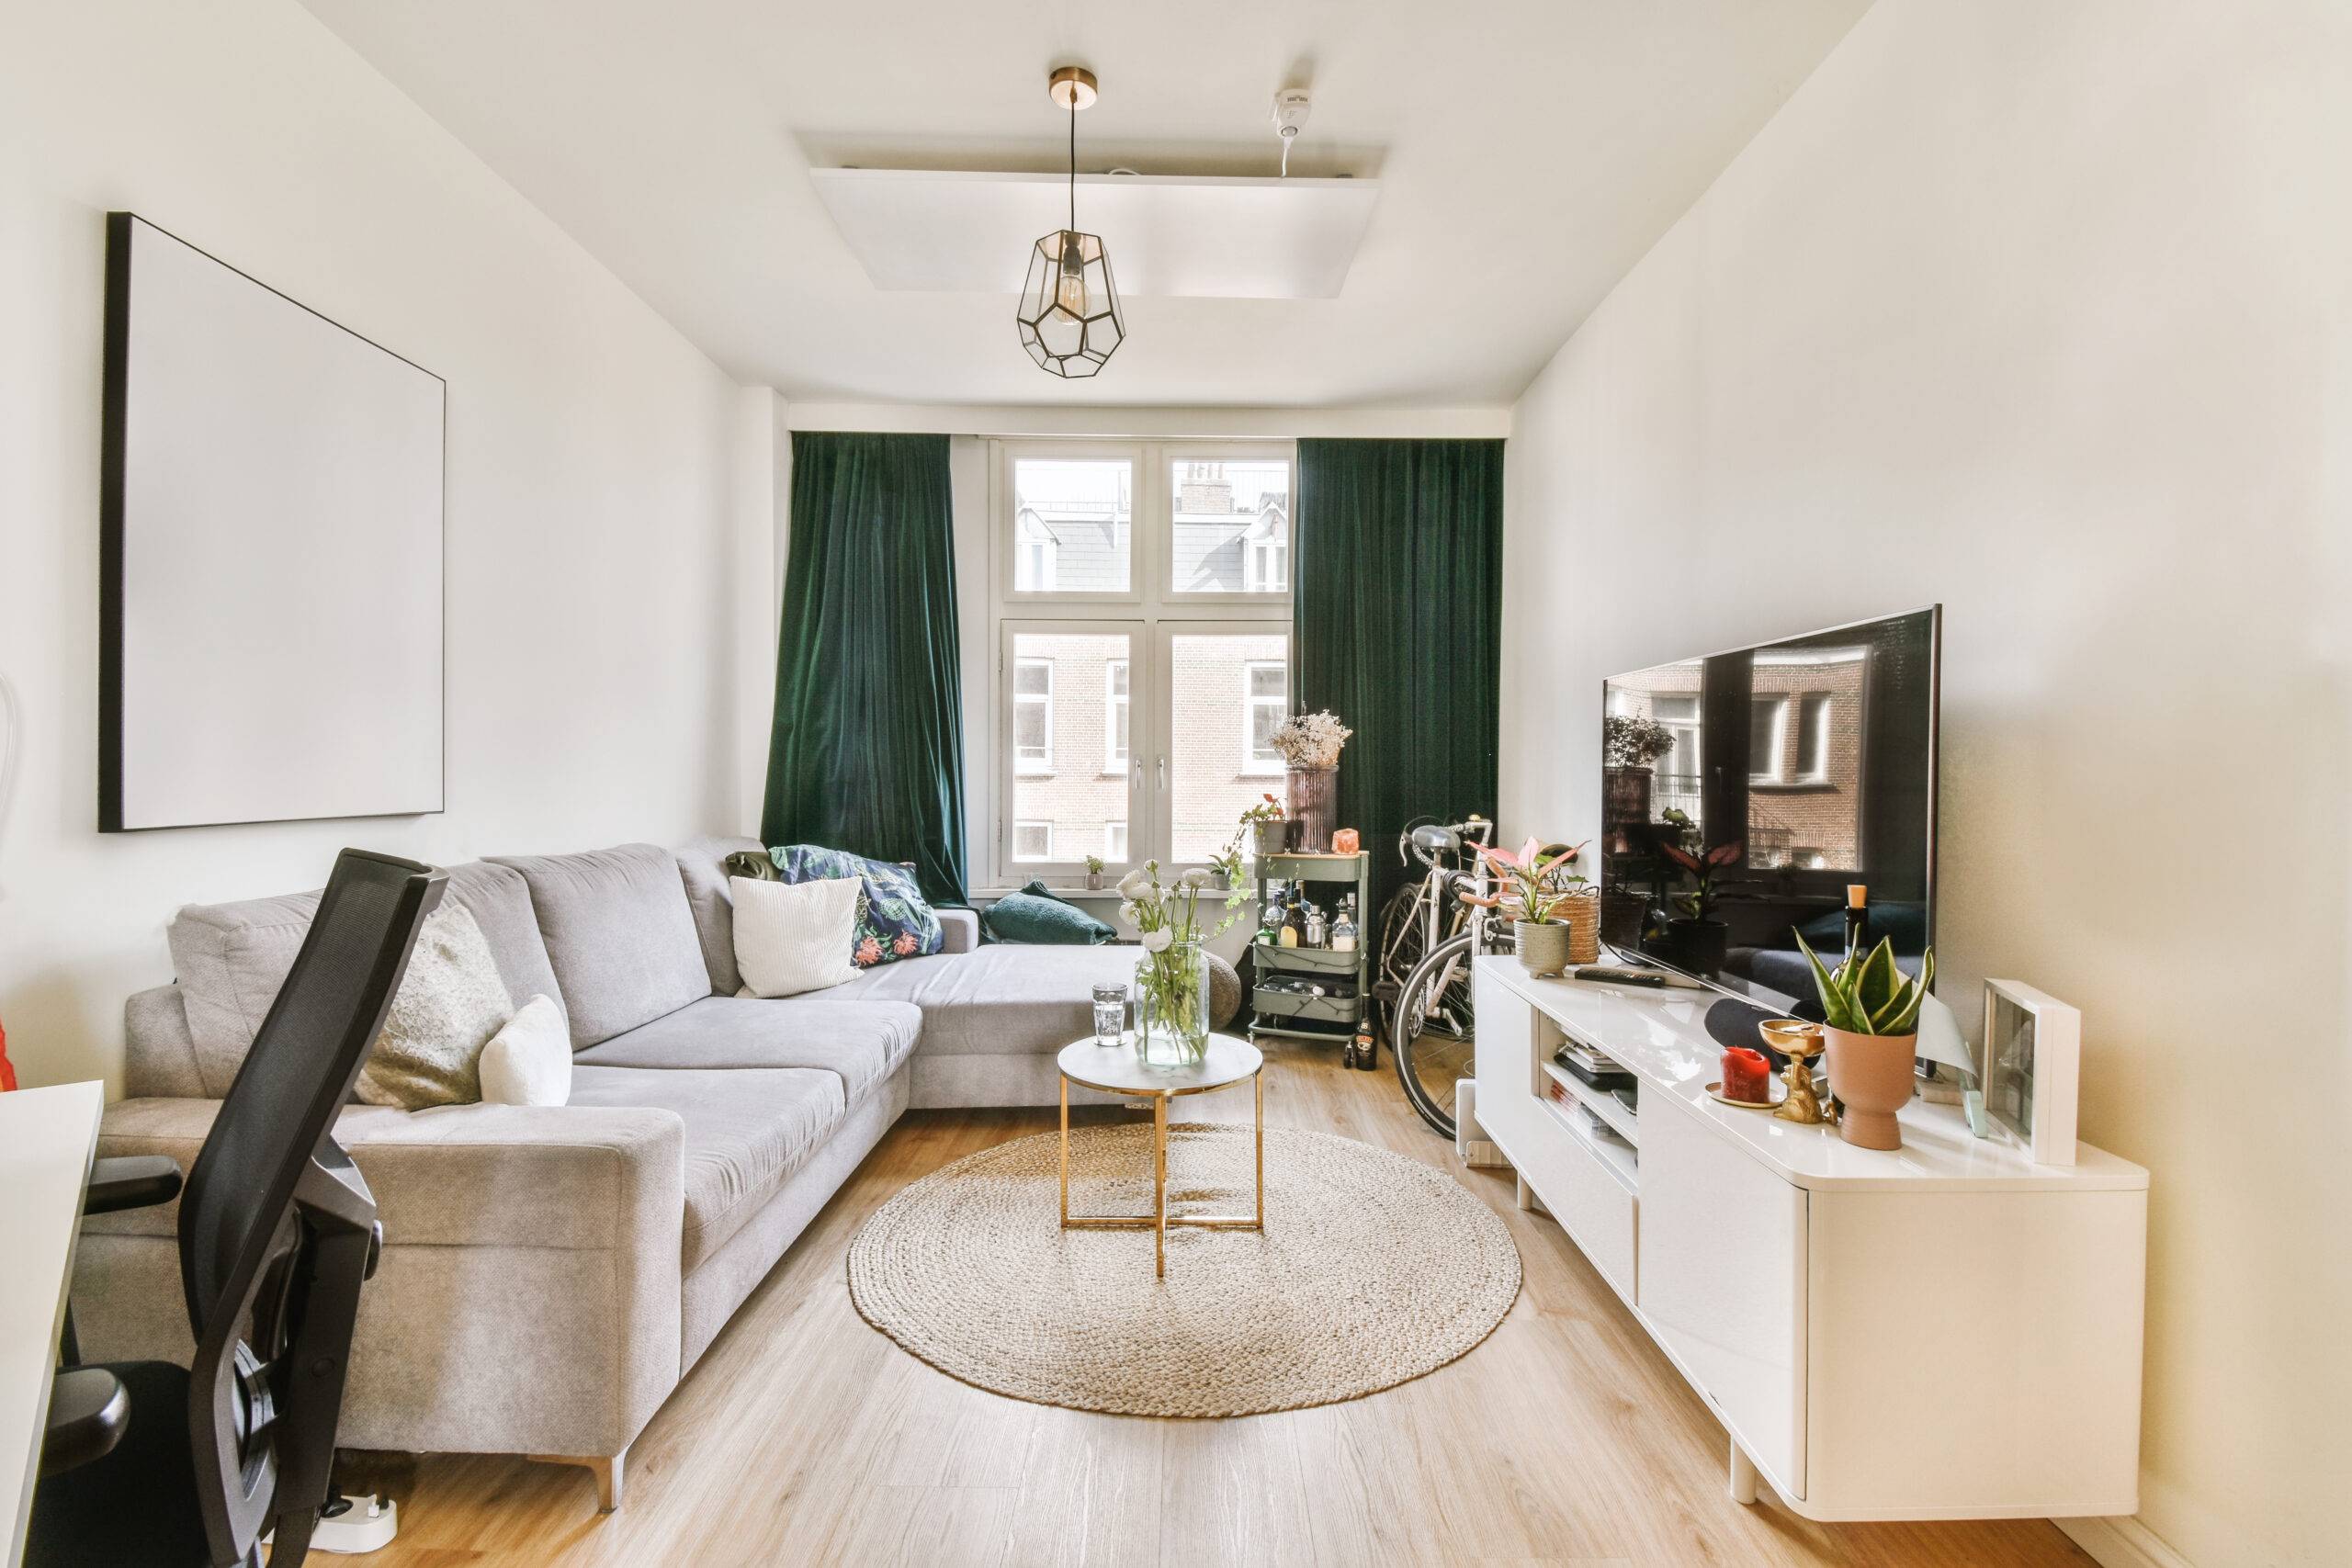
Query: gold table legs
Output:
[[1058, 1071, 1265, 1278]]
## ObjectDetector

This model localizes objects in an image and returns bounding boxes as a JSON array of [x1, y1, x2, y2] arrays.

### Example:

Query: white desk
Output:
[[1, 1082, 105, 1568], [1473, 958, 2147, 1523]]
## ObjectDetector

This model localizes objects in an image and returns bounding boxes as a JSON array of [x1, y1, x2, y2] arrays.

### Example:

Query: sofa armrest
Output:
[[87, 1097, 685, 1252], [78, 1097, 687, 1459], [938, 908, 980, 954]]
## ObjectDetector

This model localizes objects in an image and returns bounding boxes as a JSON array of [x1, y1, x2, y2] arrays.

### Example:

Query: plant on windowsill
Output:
[[1602, 714, 1677, 825], [1117, 844, 1249, 1067], [1465, 838, 1590, 976], [1085, 854, 1105, 890], [1796, 932, 1938, 1152], [1238, 793, 1289, 858]]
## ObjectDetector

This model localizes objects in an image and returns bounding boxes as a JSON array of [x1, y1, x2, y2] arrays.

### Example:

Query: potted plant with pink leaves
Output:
[[1470, 838, 1590, 976]]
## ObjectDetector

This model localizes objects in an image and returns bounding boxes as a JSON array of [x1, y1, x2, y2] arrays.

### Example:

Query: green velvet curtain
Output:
[[1295, 438, 1505, 924], [760, 432, 968, 906]]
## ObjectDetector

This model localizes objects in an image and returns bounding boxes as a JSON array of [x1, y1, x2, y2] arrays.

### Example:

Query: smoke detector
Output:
[[1272, 88, 1311, 175]]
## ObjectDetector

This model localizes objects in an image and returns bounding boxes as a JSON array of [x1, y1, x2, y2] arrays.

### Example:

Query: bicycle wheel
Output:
[[1392, 933, 1477, 1139]]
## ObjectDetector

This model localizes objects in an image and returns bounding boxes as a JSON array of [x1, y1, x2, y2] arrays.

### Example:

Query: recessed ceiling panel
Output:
[[809, 169, 1379, 299]]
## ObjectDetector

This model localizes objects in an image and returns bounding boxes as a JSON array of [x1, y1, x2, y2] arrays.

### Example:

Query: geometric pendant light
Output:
[[1016, 65, 1125, 378]]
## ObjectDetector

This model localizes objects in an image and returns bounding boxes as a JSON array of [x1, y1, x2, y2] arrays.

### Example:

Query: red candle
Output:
[[1722, 1046, 1771, 1103]]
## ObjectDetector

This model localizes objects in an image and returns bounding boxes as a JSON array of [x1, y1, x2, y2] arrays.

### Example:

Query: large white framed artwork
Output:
[[99, 213, 445, 831]]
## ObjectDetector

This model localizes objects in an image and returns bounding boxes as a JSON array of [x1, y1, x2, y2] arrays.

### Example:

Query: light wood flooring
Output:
[[345, 1042, 2097, 1568]]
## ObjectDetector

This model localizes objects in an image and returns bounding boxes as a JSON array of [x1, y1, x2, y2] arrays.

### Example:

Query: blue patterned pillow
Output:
[[768, 844, 943, 967]]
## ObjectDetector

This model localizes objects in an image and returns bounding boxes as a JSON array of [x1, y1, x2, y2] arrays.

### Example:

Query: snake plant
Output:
[[1795, 932, 1937, 1036]]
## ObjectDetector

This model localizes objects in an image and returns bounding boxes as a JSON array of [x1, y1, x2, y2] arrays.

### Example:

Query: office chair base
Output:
[[265, 1495, 397, 1555]]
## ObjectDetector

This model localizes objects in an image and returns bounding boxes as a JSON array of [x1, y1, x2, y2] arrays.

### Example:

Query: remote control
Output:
[[1573, 965, 1669, 987]]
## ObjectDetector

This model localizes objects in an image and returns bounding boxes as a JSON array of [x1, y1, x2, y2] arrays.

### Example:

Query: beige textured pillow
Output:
[[730, 875, 860, 998], [353, 902, 513, 1109]]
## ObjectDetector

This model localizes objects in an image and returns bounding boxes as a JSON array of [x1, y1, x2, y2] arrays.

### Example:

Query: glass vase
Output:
[[1286, 765, 1338, 852], [1133, 939, 1211, 1067]]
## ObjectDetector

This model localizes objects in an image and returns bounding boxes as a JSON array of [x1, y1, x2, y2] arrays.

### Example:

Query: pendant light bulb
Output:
[[1056, 232, 1090, 317]]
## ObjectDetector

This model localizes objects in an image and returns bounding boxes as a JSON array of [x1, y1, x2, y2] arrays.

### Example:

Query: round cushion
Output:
[[1207, 951, 1242, 1030]]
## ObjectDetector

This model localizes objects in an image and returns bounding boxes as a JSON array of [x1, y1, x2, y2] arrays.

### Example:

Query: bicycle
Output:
[[1383, 820, 1584, 1139], [1379, 818, 1499, 1139]]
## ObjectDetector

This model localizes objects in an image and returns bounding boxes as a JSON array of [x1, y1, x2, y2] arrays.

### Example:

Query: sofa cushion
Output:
[[353, 903, 514, 1110], [568, 1065, 845, 1272], [574, 996, 921, 1107], [826, 944, 1141, 1057], [492, 844, 712, 1049], [165, 858, 567, 1098], [673, 836, 765, 995]]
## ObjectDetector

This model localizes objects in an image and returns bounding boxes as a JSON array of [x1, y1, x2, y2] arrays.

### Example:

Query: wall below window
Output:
[[1498, 4, 2349, 1565], [2, 3, 753, 1091]]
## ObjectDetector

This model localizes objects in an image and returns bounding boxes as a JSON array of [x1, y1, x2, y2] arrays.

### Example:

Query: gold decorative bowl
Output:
[[1759, 1018, 1824, 1057]]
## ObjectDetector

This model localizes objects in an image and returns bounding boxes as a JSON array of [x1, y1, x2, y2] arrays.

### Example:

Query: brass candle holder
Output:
[[1760, 1019, 1833, 1125]]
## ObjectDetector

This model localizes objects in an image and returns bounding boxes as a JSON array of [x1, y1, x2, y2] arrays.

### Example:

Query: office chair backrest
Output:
[[176, 849, 444, 1564]]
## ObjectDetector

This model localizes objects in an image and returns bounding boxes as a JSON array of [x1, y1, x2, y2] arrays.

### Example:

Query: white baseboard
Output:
[[2057, 1515, 2196, 1568]]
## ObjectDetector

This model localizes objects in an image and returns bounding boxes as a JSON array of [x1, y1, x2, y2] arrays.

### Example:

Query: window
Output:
[[1749, 696, 1790, 784], [1794, 694, 1833, 783], [1013, 658, 1053, 772], [1103, 659, 1129, 772], [1011, 457, 1130, 593], [1169, 457, 1293, 595], [1244, 530, 1289, 592], [992, 441, 1292, 881], [1650, 693, 1702, 821], [1242, 661, 1286, 772]]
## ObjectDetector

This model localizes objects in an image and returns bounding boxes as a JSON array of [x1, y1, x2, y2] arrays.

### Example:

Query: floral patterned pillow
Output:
[[767, 844, 944, 967]]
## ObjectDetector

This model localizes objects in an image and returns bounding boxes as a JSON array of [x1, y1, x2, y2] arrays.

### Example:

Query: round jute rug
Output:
[[846, 1122, 1521, 1417]]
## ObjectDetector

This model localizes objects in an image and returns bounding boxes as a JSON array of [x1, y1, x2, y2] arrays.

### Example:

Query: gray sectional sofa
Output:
[[72, 836, 1137, 1507]]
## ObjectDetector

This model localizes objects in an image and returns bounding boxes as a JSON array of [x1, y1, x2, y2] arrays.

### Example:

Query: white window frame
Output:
[[1012, 656, 1054, 774], [987, 440, 1293, 891], [998, 445, 1141, 607], [1794, 693, 1834, 784], [1240, 660, 1288, 774], [999, 618, 1148, 884], [1103, 821, 1127, 862], [1012, 820, 1054, 863], [1159, 446, 1298, 604], [1102, 657, 1130, 774], [1749, 694, 1791, 784], [1243, 533, 1290, 593]]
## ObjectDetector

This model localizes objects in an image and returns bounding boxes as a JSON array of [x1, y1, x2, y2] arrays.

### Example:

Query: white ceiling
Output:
[[300, 0, 1870, 410]]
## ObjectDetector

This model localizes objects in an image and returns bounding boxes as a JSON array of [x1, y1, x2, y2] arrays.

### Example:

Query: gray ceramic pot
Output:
[[1515, 919, 1573, 977]]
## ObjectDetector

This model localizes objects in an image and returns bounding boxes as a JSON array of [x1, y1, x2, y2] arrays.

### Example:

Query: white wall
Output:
[[1498, 4, 2350, 1565], [0, 1, 752, 1092]]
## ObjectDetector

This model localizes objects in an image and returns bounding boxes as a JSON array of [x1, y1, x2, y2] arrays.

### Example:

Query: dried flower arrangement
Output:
[[1268, 710, 1351, 770]]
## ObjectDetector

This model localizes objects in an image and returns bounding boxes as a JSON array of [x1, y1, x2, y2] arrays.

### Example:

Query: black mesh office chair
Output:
[[28, 850, 446, 1568]]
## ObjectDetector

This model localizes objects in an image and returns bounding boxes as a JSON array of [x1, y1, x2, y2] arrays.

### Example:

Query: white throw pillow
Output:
[[478, 995, 572, 1107], [731, 875, 861, 998]]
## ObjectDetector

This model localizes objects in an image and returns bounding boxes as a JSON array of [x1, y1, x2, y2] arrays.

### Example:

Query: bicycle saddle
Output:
[[1409, 823, 1462, 858]]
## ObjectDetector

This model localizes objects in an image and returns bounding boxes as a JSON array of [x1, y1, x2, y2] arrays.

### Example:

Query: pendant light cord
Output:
[[1068, 99, 1078, 235]]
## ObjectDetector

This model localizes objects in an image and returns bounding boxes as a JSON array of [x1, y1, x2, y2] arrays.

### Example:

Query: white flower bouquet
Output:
[[1118, 852, 1249, 1064], [1268, 709, 1351, 770]]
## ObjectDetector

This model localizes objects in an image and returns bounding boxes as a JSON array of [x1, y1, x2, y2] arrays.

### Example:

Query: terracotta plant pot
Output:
[[1516, 919, 1572, 977], [1823, 1026, 1917, 1150]]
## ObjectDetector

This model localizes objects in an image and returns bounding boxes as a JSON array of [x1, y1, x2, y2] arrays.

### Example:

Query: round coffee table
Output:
[[1057, 1033, 1264, 1278]]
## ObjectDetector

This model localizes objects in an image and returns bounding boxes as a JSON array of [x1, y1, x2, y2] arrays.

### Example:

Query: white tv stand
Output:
[[1471, 956, 2147, 1522]]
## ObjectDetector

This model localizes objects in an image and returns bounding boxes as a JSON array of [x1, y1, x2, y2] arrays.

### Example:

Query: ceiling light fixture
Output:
[[1016, 65, 1124, 378]]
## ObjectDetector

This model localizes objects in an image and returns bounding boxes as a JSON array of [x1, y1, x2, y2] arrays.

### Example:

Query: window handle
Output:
[[1157, 756, 1167, 792]]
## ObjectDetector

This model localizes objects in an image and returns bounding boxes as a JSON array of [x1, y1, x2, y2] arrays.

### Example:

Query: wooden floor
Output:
[[346, 1043, 2095, 1568]]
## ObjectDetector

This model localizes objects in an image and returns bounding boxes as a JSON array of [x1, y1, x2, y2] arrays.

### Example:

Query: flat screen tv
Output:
[[1599, 606, 1939, 1010]]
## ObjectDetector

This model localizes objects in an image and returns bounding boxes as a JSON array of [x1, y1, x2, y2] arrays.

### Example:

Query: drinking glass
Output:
[[1091, 983, 1127, 1046]]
